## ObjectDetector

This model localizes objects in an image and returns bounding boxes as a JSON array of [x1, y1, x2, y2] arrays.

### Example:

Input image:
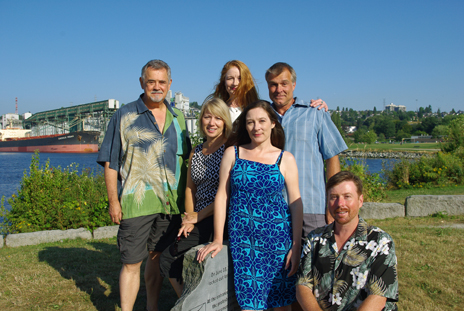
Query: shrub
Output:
[[340, 158, 387, 202], [385, 151, 464, 189], [0, 152, 111, 234], [441, 115, 464, 153]]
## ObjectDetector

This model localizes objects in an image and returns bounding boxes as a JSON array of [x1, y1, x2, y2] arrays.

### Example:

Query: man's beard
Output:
[[150, 92, 164, 103]]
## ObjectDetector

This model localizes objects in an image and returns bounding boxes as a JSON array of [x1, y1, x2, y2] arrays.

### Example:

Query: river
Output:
[[0, 152, 400, 212]]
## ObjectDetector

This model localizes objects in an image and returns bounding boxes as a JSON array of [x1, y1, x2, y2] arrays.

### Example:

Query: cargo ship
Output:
[[0, 130, 100, 153]]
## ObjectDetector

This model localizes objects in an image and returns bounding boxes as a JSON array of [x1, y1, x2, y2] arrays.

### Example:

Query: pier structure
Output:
[[3, 94, 201, 146], [24, 99, 120, 142]]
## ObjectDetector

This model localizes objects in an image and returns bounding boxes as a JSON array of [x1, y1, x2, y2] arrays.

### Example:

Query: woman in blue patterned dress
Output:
[[198, 100, 303, 311]]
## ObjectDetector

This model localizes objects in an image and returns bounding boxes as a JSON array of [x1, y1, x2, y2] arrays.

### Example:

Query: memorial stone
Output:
[[171, 242, 240, 311]]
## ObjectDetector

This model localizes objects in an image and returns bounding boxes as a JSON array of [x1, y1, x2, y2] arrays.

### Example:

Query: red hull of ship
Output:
[[0, 144, 98, 153], [0, 131, 100, 153]]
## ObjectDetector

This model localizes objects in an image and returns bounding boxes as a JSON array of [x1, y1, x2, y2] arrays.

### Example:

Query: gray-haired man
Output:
[[98, 59, 190, 310]]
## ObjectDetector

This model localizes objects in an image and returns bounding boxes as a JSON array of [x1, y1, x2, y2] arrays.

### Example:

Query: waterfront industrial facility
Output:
[[0, 91, 198, 146]]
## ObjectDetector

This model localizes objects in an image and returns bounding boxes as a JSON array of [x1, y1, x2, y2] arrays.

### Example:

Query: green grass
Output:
[[2, 215, 464, 310], [347, 142, 441, 152], [0, 238, 178, 310], [368, 215, 464, 311], [381, 185, 464, 204]]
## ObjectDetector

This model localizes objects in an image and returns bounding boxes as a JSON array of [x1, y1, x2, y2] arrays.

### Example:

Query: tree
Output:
[[442, 114, 458, 125], [420, 117, 438, 135], [353, 128, 366, 143], [406, 111, 416, 121], [431, 125, 448, 138], [442, 115, 464, 153], [401, 122, 412, 134], [373, 117, 395, 138], [190, 101, 200, 109], [395, 130, 410, 142], [362, 130, 377, 144], [418, 107, 425, 119], [354, 129, 377, 144], [331, 112, 346, 139]]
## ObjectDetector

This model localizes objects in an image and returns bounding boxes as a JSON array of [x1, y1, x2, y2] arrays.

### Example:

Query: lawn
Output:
[[0, 239, 178, 310], [382, 185, 464, 204], [1, 215, 464, 310]]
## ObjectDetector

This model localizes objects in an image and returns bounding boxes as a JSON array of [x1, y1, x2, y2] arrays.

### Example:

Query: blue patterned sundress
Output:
[[228, 146, 296, 310]]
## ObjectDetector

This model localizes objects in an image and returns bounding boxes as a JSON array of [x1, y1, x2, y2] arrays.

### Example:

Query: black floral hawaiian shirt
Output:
[[297, 218, 398, 311]]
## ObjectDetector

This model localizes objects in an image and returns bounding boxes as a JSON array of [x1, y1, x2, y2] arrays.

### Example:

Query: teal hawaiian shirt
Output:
[[97, 95, 191, 219], [297, 218, 398, 310]]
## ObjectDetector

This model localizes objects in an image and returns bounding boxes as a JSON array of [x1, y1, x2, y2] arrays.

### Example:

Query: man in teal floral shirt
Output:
[[296, 171, 398, 311], [98, 60, 190, 311]]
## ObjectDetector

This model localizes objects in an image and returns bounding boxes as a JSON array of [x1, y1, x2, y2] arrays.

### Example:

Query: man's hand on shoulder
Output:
[[310, 99, 329, 112]]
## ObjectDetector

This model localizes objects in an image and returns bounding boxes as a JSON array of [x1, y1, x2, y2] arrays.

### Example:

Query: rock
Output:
[[340, 150, 429, 159], [171, 242, 240, 311], [0, 235, 3, 248], [93, 225, 119, 240], [5, 228, 92, 248], [405, 195, 464, 217], [360, 203, 405, 219]]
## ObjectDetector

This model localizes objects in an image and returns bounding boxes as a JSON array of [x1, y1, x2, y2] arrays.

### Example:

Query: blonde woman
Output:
[[159, 98, 232, 297]]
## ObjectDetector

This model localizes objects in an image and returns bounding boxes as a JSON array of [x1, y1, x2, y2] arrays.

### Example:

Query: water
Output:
[[344, 157, 400, 175], [0, 152, 102, 210], [0, 153, 399, 212]]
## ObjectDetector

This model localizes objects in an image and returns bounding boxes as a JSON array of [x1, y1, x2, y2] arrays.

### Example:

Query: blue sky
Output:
[[1, 0, 463, 116]]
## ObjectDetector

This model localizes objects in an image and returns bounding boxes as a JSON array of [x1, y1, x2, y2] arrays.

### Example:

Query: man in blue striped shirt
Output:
[[266, 62, 348, 240]]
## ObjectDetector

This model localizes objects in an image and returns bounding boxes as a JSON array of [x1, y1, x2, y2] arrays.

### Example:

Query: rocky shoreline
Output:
[[340, 150, 434, 159]]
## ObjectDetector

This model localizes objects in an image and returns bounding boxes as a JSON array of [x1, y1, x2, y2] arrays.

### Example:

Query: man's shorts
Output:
[[301, 213, 326, 241], [117, 213, 181, 264]]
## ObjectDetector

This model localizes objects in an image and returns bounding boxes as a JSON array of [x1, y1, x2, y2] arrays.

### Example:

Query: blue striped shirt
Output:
[[272, 97, 347, 214]]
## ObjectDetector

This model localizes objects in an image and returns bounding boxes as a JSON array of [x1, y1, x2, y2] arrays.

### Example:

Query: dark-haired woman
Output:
[[198, 100, 303, 311]]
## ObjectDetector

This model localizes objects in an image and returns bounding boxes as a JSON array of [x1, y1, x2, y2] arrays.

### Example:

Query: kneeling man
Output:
[[296, 171, 398, 311]]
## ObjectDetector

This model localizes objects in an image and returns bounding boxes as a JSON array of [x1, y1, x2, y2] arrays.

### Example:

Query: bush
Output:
[[385, 151, 464, 189], [340, 158, 387, 202], [442, 115, 464, 153], [0, 152, 111, 234]]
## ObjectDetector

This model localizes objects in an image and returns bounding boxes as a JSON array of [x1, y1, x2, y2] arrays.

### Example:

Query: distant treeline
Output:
[[330, 106, 462, 144]]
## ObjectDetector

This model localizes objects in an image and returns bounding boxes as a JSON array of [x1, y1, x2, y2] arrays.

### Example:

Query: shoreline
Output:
[[340, 149, 435, 159]]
